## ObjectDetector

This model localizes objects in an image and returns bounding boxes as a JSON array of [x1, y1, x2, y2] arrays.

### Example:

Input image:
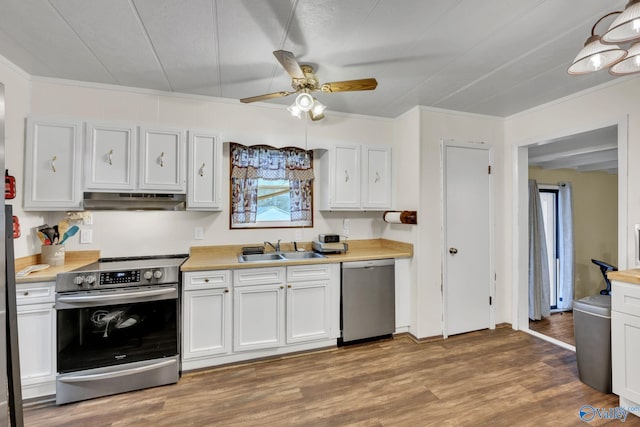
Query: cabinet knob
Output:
[[108, 149, 113, 165], [288, 284, 292, 288], [344, 170, 349, 182], [23, 291, 29, 296], [199, 163, 205, 177], [204, 278, 209, 283], [159, 151, 165, 168], [280, 285, 284, 290], [374, 171, 380, 183], [50, 155, 57, 173], [224, 288, 229, 293]]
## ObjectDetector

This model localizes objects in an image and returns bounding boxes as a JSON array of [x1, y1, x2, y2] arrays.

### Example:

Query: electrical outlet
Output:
[[80, 229, 92, 244], [194, 226, 204, 240]]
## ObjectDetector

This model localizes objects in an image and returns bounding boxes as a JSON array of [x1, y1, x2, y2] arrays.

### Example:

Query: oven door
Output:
[[55, 284, 178, 374]]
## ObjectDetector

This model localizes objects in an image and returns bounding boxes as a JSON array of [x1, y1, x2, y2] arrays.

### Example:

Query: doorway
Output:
[[515, 119, 627, 350]]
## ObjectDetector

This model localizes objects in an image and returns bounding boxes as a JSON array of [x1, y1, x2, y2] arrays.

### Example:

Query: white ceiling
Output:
[[0, 0, 635, 118], [528, 126, 618, 174]]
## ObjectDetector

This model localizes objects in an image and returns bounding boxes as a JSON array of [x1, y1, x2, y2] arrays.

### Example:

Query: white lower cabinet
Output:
[[16, 282, 56, 399], [182, 271, 232, 370], [233, 267, 286, 352], [286, 264, 336, 344], [181, 264, 339, 371], [612, 281, 640, 416]]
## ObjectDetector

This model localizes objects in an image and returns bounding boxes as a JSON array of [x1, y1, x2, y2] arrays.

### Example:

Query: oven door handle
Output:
[[57, 287, 177, 303], [58, 359, 176, 383]]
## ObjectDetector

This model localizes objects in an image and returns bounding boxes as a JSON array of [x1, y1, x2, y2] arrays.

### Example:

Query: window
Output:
[[539, 187, 559, 309], [230, 143, 313, 229]]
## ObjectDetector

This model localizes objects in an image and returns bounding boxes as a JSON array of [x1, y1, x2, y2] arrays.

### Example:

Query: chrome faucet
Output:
[[264, 239, 281, 252]]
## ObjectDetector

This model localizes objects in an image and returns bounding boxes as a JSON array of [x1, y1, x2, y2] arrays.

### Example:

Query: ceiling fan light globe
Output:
[[602, 0, 640, 44], [295, 93, 314, 112], [287, 103, 302, 118], [311, 99, 326, 118]]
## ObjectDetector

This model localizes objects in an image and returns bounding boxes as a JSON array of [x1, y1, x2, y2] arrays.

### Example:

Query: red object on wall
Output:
[[5, 169, 16, 200], [12, 216, 20, 239]]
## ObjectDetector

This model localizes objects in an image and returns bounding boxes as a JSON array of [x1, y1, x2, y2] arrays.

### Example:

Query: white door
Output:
[[443, 142, 492, 336]]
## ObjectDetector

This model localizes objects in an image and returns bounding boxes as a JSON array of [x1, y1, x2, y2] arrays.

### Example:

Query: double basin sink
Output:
[[238, 251, 326, 263]]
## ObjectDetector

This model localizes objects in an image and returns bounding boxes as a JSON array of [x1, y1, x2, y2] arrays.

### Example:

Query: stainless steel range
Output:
[[54, 255, 187, 405]]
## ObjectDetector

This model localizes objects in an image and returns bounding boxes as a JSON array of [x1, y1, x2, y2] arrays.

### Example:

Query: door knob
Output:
[[449, 247, 458, 254]]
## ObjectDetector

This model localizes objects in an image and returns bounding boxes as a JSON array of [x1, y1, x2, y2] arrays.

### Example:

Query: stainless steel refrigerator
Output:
[[0, 81, 24, 426]]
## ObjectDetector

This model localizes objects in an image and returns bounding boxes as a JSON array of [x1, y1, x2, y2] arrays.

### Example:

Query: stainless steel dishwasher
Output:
[[341, 259, 395, 343]]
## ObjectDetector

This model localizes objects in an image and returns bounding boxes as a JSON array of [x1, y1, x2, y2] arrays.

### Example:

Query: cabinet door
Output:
[[362, 145, 392, 209], [17, 304, 56, 398], [234, 284, 285, 351], [24, 117, 83, 210], [331, 145, 361, 209], [612, 311, 640, 403], [286, 281, 331, 343], [183, 287, 231, 359], [139, 126, 186, 192], [85, 122, 136, 190], [187, 131, 222, 210]]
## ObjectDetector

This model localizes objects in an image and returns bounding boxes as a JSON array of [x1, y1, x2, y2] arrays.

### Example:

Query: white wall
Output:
[[504, 76, 640, 329], [7, 76, 396, 258]]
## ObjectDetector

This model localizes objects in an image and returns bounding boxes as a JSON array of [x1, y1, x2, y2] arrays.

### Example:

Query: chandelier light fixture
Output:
[[569, 1, 640, 76]]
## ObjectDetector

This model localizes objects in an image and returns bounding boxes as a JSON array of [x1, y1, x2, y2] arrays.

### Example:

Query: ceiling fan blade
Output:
[[240, 91, 293, 104], [320, 78, 378, 93], [273, 50, 305, 79]]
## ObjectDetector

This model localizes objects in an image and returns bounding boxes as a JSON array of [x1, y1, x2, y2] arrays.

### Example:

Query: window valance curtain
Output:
[[230, 144, 314, 181], [230, 143, 313, 224]]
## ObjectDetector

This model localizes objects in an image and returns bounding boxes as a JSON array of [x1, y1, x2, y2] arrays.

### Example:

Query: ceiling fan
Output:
[[240, 50, 378, 121]]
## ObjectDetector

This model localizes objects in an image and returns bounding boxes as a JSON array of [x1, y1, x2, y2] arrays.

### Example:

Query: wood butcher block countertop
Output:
[[15, 250, 100, 284], [608, 269, 640, 285], [181, 239, 413, 272]]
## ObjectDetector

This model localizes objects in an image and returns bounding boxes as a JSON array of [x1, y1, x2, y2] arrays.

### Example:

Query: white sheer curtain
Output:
[[557, 182, 574, 310], [529, 179, 550, 321]]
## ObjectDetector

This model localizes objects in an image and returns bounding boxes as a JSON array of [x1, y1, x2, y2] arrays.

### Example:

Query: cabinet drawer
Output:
[[287, 264, 332, 282], [183, 271, 230, 290], [613, 281, 640, 316], [16, 283, 55, 306], [234, 267, 285, 287]]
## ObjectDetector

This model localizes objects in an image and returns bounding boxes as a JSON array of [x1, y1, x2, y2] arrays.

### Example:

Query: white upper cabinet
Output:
[[138, 126, 186, 192], [362, 145, 392, 209], [318, 144, 392, 211], [187, 131, 222, 210], [24, 116, 83, 210], [84, 121, 136, 191]]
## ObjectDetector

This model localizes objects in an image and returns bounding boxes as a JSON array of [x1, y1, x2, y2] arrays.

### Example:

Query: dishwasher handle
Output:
[[342, 259, 395, 269]]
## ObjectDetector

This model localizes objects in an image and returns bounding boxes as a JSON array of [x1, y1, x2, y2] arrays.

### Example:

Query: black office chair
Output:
[[591, 259, 617, 295]]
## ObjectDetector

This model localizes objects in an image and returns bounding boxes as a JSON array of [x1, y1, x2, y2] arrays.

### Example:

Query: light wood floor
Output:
[[529, 311, 575, 346], [24, 327, 636, 427]]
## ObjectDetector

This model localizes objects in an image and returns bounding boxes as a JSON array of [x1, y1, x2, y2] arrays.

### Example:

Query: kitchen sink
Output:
[[280, 251, 326, 260], [238, 253, 285, 263], [237, 251, 326, 263]]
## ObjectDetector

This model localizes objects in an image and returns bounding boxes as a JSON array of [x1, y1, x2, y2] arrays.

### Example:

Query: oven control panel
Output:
[[100, 270, 140, 285]]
